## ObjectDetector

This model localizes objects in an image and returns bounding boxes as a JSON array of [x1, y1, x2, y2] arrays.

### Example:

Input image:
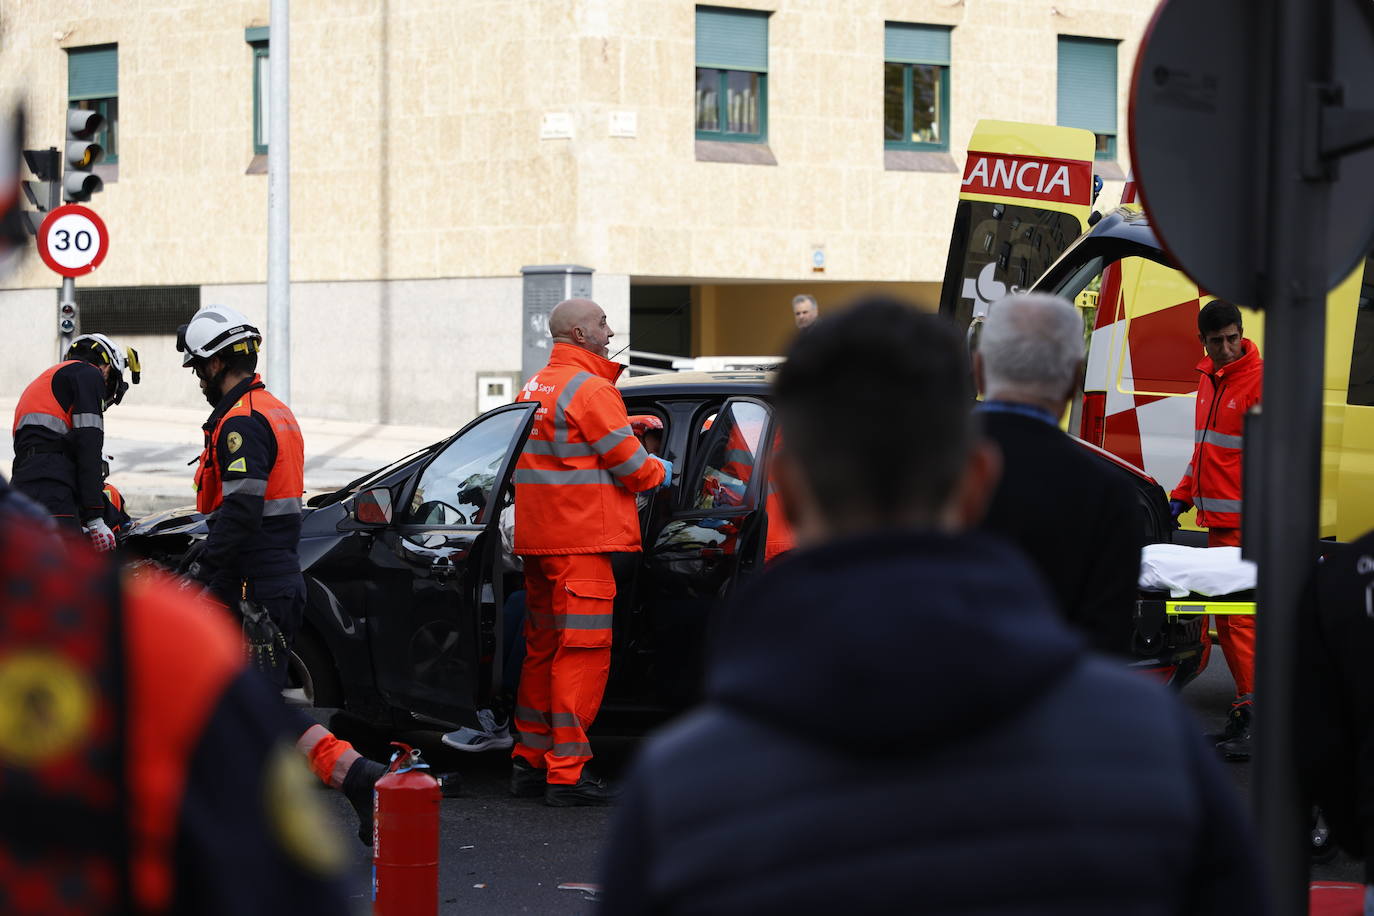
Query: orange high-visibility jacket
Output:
[[513, 343, 665, 555], [194, 380, 304, 517], [1171, 340, 1263, 531]]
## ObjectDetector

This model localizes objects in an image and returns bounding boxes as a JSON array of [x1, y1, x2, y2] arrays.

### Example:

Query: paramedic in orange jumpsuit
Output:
[[510, 298, 669, 806], [1169, 299, 1263, 760]]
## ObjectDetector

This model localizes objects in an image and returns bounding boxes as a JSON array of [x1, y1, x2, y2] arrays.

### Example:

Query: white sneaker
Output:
[[441, 709, 514, 753]]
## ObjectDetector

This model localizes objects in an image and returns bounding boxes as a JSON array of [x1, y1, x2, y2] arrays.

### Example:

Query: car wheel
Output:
[[284, 628, 343, 708]]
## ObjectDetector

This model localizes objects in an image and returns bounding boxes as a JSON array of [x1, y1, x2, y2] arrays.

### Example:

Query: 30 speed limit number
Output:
[[37, 204, 109, 278]]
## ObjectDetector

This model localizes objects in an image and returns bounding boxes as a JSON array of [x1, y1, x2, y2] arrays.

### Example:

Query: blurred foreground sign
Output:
[[1129, 0, 1374, 306]]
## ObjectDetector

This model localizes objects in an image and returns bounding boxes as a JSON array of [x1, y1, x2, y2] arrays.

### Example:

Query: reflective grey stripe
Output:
[[530, 612, 614, 630], [723, 448, 753, 467], [70, 412, 103, 430], [1195, 497, 1242, 513], [517, 731, 553, 750], [591, 425, 635, 455], [515, 706, 550, 726], [608, 447, 649, 479], [550, 712, 581, 728], [16, 412, 69, 434], [1201, 430, 1244, 449], [551, 742, 593, 757], [222, 477, 268, 497], [523, 438, 596, 458], [553, 372, 594, 442], [1184, 464, 1194, 478], [513, 468, 615, 486], [263, 497, 302, 516]]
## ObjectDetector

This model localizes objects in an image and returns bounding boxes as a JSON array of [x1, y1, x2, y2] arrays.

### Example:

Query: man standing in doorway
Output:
[[1169, 299, 1264, 760], [511, 298, 670, 806], [791, 294, 818, 330]]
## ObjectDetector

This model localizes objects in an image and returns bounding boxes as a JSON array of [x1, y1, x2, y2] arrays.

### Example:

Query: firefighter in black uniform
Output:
[[0, 473, 350, 915], [175, 305, 306, 689], [174, 305, 387, 844], [11, 333, 138, 548]]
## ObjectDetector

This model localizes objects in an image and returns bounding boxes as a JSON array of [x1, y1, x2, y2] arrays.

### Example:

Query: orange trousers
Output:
[[511, 554, 616, 785], [1208, 527, 1255, 699]]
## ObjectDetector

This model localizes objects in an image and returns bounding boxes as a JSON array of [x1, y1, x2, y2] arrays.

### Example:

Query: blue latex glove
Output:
[[1169, 500, 1188, 522], [698, 517, 732, 530], [650, 455, 673, 490]]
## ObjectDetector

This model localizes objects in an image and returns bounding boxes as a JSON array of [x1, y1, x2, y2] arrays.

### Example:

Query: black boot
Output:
[[511, 757, 547, 798], [342, 757, 388, 846], [1215, 699, 1253, 761], [545, 772, 619, 807]]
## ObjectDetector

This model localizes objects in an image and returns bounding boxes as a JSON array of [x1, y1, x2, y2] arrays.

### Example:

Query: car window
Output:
[[403, 408, 527, 526], [692, 401, 768, 511]]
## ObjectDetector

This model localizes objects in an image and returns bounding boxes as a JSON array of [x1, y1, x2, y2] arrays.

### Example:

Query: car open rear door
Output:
[[937, 120, 1098, 338], [643, 397, 778, 603], [364, 402, 536, 728]]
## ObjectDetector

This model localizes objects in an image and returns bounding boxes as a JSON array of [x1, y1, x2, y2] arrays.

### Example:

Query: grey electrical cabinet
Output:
[[521, 264, 594, 382]]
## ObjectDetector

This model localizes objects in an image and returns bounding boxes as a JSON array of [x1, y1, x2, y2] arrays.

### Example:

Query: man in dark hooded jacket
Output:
[[597, 300, 1265, 915]]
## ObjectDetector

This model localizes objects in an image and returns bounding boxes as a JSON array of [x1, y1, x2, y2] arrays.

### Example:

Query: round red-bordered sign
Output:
[[37, 204, 109, 278]]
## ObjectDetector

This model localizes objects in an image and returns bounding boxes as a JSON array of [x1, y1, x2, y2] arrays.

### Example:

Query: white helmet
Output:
[[66, 333, 141, 406], [176, 305, 261, 367]]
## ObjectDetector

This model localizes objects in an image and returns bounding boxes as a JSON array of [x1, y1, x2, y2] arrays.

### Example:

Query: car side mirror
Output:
[[352, 487, 394, 525]]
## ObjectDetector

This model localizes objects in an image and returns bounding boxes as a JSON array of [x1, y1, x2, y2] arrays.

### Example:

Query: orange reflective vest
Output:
[[12, 360, 101, 437], [194, 380, 304, 517], [1170, 340, 1263, 531], [513, 343, 665, 555]]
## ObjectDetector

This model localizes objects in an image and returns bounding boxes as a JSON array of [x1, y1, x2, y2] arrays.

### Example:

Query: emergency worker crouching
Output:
[[11, 333, 139, 550], [511, 298, 671, 806], [175, 306, 305, 689]]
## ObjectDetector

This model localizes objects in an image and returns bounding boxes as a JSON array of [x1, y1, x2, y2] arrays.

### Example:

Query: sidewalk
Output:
[[0, 398, 456, 517]]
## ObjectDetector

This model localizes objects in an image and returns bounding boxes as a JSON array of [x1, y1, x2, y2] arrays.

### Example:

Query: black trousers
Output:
[[11, 476, 81, 530]]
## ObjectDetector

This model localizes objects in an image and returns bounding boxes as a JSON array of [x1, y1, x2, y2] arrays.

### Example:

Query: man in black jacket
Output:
[[598, 299, 1264, 915], [1296, 535, 1374, 896], [974, 292, 1142, 655]]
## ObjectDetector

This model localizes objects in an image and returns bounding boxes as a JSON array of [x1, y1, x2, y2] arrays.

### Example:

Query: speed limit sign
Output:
[[37, 204, 109, 278]]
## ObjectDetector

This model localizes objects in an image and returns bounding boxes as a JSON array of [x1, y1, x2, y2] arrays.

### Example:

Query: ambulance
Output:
[[940, 119, 1374, 543]]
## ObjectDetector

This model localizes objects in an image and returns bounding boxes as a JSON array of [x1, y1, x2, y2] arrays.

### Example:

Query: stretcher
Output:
[[1131, 544, 1257, 687]]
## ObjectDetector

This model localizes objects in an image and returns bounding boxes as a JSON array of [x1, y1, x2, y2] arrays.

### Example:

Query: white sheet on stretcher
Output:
[[1138, 544, 1258, 598]]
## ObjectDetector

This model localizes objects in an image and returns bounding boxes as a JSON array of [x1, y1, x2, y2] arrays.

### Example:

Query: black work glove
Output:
[[239, 594, 290, 676]]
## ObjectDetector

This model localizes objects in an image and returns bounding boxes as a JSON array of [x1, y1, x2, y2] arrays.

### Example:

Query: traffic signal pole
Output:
[[1252, 0, 1332, 911], [267, 0, 290, 399]]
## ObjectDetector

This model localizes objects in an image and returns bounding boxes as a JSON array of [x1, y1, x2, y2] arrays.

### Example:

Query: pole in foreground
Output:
[[267, 0, 290, 399]]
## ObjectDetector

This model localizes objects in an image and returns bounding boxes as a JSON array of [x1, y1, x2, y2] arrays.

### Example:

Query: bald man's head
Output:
[[549, 298, 614, 358]]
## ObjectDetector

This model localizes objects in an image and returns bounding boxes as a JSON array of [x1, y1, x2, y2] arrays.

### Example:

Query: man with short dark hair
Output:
[[975, 293, 1141, 655], [598, 299, 1264, 915], [1170, 298, 1263, 759]]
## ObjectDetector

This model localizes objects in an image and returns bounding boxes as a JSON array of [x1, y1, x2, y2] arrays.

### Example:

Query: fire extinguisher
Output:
[[373, 742, 441, 916]]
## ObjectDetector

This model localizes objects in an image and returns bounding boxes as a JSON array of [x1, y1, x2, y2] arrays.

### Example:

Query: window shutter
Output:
[[696, 6, 769, 72], [1057, 36, 1118, 134], [68, 45, 118, 100], [884, 23, 951, 65]]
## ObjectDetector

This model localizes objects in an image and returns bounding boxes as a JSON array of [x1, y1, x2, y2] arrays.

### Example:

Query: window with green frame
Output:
[[1057, 36, 1119, 160], [67, 45, 118, 165], [695, 6, 768, 142], [246, 27, 269, 154], [883, 23, 951, 151]]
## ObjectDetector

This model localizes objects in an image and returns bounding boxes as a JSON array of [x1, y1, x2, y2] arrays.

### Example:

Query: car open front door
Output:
[[365, 402, 536, 728]]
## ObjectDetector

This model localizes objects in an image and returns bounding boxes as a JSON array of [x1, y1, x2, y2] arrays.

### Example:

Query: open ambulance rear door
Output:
[[938, 120, 1098, 339]]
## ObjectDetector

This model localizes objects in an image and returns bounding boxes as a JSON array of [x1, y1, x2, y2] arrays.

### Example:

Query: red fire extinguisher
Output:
[[373, 742, 441, 915]]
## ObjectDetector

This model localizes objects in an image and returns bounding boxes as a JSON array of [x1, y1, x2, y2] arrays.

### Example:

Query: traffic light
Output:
[[20, 147, 59, 235], [58, 301, 77, 335], [63, 108, 103, 203]]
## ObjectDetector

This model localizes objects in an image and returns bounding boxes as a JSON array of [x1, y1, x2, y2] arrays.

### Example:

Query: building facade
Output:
[[0, 0, 1156, 424]]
